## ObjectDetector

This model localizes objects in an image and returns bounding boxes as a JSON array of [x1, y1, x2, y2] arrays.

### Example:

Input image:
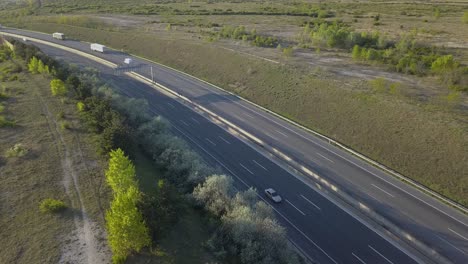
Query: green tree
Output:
[[105, 149, 151, 263], [50, 79, 67, 96], [106, 149, 137, 193], [106, 186, 150, 264], [28, 56, 39, 74]]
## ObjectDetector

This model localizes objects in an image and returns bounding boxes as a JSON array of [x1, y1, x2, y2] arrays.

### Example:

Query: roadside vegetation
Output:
[[0, 0, 466, 240], [0, 40, 110, 263], [1, 38, 301, 263]]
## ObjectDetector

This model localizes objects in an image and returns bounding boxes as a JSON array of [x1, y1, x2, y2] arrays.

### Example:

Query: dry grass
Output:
[[0, 58, 110, 263]]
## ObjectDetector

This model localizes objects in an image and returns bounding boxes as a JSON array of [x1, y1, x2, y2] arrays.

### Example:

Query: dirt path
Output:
[[34, 88, 110, 264]]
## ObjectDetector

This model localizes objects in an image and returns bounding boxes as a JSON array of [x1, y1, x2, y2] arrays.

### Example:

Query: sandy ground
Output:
[[35, 87, 111, 264]]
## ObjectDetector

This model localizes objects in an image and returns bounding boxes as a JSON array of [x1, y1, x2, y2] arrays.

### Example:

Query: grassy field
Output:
[[0, 56, 110, 263]]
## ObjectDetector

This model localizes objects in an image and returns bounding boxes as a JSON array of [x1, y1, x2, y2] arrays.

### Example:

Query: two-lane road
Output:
[[3, 28, 467, 263]]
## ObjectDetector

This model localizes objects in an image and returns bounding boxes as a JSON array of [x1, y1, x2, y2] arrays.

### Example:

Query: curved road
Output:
[[2, 28, 467, 264]]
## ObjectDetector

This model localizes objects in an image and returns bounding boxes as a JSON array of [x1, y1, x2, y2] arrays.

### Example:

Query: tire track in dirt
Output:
[[34, 83, 110, 264]]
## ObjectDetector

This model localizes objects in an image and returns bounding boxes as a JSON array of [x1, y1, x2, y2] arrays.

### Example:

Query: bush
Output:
[[39, 198, 67, 213], [76, 101, 85, 112], [194, 175, 300, 264], [0, 115, 15, 127], [0, 103, 4, 113], [464, 11, 468, 24], [50, 79, 67, 96], [5, 143, 28, 157], [60, 121, 71, 130]]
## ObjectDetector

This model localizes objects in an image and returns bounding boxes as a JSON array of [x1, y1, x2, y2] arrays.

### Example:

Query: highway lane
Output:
[[30, 41, 421, 264], [4, 29, 467, 263]]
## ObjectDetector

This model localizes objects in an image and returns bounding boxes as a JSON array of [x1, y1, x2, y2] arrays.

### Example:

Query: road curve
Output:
[[2, 28, 467, 264]]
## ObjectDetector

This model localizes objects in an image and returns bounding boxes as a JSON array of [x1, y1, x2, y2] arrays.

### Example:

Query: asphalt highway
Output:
[[3, 28, 467, 264]]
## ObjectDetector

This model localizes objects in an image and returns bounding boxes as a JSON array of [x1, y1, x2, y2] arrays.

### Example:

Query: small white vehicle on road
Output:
[[90, 43, 105, 53], [265, 188, 282, 203]]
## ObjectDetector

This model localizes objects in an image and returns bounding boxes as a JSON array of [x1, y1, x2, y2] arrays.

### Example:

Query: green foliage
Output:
[[217, 25, 278, 48], [0, 45, 13, 62], [433, 7, 441, 19], [5, 143, 28, 157], [431, 55, 459, 73], [0, 115, 15, 127], [76, 101, 85, 112], [106, 149, 138, 193], [105, 149, 151, 263], [352, 45, 361, 60], [39, 198, 67, 213], [50, 79, 67, 96], [463, 11, 468, 24], [0, 103, 4, 113], [194, 175, 299, 264], [28, 56, 39, 74], [282, 47, 293, 57], [139, 179, 182, 239], [60, 121, 71, 130]]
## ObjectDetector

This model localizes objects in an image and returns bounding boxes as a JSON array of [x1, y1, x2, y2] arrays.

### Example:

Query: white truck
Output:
[[90, 43, 105, 53], [52, 32, 65, 40]]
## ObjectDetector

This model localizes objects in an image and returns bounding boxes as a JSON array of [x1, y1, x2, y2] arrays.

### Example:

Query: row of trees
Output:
[[105, 149, 150, 263]]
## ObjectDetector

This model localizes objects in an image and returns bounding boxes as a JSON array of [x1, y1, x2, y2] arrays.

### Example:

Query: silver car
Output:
[[265, 188, 282, 203]]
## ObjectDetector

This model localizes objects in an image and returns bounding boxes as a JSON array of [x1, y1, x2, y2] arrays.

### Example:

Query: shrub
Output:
[[76, 101, 85, 112], [0, 115, 15, 127], [50, 79, 67, 96], [39, 198, 67, 213], [0, 103, 4, 113], [463, 11, 468, 24], [282, 47, 294, 57], [60, 121, 71, 130], [5, 143, 28, 157]]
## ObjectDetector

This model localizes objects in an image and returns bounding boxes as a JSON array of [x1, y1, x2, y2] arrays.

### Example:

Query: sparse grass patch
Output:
[[39, 198, 67, 213], [60, 121, 71, 130], [5, 143, 28, 158]]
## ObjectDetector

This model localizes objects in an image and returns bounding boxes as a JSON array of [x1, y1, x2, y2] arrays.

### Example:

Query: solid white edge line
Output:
[[253, 159, 268, 171], [191, 117, 200, 124], [436, 235, 467, 255], [218, 136, 231, 144], [448, 228, 468, 241], [286, 199, 306, 216], [316, 152, 334, 163], [352, 252, 367, 264], [369, 245, 395, 264], [275, 129, 289, 138], [239, 163, 254, 175], [371, 184, 395, 198], [300, 194, 321, 211], [205, 138, 216, 146]]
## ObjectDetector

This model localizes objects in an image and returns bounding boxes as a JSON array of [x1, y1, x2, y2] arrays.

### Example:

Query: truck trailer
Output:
[[52, 32, 65, 40], [90, 43, 105, 53]]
